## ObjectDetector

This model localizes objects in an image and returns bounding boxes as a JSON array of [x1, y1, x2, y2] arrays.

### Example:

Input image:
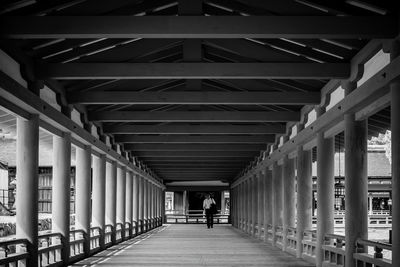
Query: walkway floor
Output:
[[72, 224, 314, 267]]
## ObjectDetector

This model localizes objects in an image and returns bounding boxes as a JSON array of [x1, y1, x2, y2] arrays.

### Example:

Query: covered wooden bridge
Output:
[[0, 0, 398, 266]]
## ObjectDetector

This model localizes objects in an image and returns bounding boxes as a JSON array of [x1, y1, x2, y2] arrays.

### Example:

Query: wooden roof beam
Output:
[[1, 16, 396, 39], [88, 111, 300, 122], [103, 124, 286, 135], [36, 63, 349, 79], [124, 143, 267, 151], [115, 135, 275, 143], [68, 91, 321, 105], [135, 151, 259, 157]]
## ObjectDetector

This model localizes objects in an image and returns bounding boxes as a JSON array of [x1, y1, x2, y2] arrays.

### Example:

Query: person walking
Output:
[[203, 193, 216, 229]]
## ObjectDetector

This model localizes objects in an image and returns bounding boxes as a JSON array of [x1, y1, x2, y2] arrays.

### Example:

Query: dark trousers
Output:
[[205, 209, 213, 228]]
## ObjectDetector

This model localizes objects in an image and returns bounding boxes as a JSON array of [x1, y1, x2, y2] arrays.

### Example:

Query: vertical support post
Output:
[[162, 189, 166, 224], [296, 146, 312, 258], [238, 183, 243, 230], [257, 171, 264, 239], [75, 145, 92, 257], [391, 40, 400, 267], [316, 107, 335, 267], [92, 154, 106, 249], [143, 179, 148, 231], [264, 167, 273, 242], [105, 161, 117, 244], [247, 178, 252, 234], [252, 174, 258, 237], [283, 155, 296, 251], [272, 162, 283, 246], [125, 171, 133, 238], [150, 183, 154, 229], [138, 176, 144, 233], [221, 190, 226, 215], [16, 115, 39, 267], [133, 174, 139, 234], [52, 133, 71, 263], [116, 166, 126, 239], [344, 81, 368, 266]]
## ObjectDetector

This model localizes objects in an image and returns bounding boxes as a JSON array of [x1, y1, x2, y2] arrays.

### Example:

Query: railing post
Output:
[[52, 132, 71, 264], [105, 161, 117, 244], [16, 115, 39, 267], [75, 145, 92, 257]]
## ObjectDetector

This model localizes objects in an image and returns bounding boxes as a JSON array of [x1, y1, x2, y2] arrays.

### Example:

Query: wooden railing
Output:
[[166, 212, 230, 224], [302, 229, 317, 264], [124, 222, 131, 239], [312, 215, 392, 228], [38, 231, 64, 266], [132, 221, 138, 236], [285, 227, 297, 256], [69, 229, 85, 261], [275, 225, 284, 249], [104, 224, 113, 247], [0, 238, 30, 266], [354, 238, 392, 267], [90, 227, 101, 253], [266, 224, 273, 242], [322, 233, 346, 266], [115, 223, 123, 243]]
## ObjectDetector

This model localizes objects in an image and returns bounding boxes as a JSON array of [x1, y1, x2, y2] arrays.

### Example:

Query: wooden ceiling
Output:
[[0, 0, 395, 182]]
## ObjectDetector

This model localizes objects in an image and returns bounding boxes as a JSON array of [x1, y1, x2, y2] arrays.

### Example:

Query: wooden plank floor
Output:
[[72, 224, 315, 267]]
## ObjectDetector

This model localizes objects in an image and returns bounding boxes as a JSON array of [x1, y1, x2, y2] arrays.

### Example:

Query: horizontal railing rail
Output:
[[104, 224, 113, 247], [285, 227, 297, 256], [166, 213, 230, 224]]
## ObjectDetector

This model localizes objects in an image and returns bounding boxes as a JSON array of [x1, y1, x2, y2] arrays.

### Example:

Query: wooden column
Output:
[[247, 178, 252, 234], [92, 154, 106, 249], [391, 40, 400, 267], [272, 162, 283, 246], [252, 174, 258, 237], [143, 179, 148, 231], [75, 145, 92, 256], [116, 166, 126, 239], [257, 171, 264, 239], [162, 189, 166, 224], [238, 183, 243, 230], [138, 176, 144, 233], [52, 133, 71, 263], [264, 167, 273, 242], [125, 171, 133, 238], [16, 115, 39, 267], [105, 161, 117, 243], [344, 81, 368, 266], [316, 107, 335, 267], [283, 155, 296, 252], [296, 146, 312, 258]]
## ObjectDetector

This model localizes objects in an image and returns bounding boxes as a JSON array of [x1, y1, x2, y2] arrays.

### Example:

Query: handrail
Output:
[[356, 238, 392, 252]]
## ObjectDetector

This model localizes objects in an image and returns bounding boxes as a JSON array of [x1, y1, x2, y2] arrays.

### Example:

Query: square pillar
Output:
[[116, 166, 126, 240], [272, 162, 283, 246], [132, 174, 139, 235], [283, 155, 296, 251], [125, 171, 133, 238]]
